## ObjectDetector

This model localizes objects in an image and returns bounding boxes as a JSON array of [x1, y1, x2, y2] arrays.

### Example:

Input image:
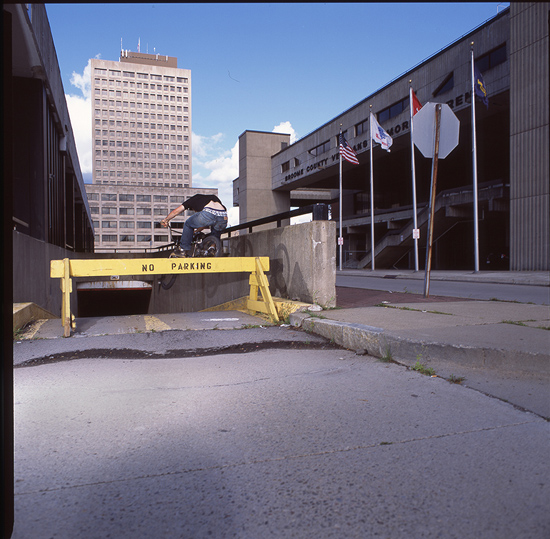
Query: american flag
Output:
[[339, 133, 359, 165]]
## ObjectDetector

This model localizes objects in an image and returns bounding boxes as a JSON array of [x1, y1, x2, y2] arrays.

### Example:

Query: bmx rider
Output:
[[160, 194, 228, 257]]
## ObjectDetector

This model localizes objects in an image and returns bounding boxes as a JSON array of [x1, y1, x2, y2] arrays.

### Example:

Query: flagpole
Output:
[[471, 42, 480, 273], [339, 126, 343, 272], [409, 82, 420, 272], [369, 110, 375, 271]]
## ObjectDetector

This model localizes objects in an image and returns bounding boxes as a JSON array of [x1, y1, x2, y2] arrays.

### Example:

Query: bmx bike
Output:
[[159, 222, 223, 259], [157, 222, 223, 289]]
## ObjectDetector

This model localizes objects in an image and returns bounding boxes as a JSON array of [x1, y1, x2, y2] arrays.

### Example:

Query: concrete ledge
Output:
[[13, 302, 57, 332], [289, 312, 550, 377]]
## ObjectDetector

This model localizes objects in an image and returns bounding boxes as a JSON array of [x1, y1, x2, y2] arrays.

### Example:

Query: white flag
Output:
[[370, 112, 393, 152]]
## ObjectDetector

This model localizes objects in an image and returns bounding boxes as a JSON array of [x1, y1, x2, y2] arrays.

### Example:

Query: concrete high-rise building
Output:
[[87, 50, 217, 252]]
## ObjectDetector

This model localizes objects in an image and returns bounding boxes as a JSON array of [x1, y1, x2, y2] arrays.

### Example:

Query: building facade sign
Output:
[[284, 90, 472, 182]]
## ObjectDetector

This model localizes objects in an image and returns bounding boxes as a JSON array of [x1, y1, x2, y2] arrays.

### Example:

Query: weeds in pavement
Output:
[[502, 320, 550, 331], [380, 347, 393, 363], [412, 360, 436, 376], [375, 304, 452, 316], [447, 374, 465, 384]]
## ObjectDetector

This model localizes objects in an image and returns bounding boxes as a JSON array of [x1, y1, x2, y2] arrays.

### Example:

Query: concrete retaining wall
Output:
[[149, 220, 337, 313], [13, 231, 80, 317], [228, 220, 337, 308]]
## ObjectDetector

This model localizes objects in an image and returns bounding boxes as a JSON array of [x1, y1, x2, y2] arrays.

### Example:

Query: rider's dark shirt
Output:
[[182, 194, 226, 212]]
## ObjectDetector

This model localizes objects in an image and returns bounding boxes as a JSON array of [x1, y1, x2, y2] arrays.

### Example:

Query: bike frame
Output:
[[163, 223, 219, 258]]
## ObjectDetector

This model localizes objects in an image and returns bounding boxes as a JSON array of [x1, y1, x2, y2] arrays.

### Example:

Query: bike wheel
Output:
[[199, 235, 222, 257]]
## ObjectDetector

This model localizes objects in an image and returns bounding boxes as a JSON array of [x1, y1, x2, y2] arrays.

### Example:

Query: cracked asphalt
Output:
[[12, 326, 550, 538]]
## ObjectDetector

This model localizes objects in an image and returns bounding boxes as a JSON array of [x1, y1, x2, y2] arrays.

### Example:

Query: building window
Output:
[[119, 208, 134, 215], [101, 193, 117, 201], [308, 140, 330, 157], [378, 97, 409, 124], [136, 208, 151, 215], [120, 221, 135, 229], [136, 195, 151, 202], [281, 161, 290, 173], [88, 193, 99, 201], [154, 235, 169, 242], [101, 221, 117, 228], [120, 235, 134, 242], [432, 72, 454, 98], [154, 195, 168, 203], [476, 43, 506, 72], [355, 119, 369, 137], [137, 221, 152, 229], [101, 207, 117, 215], [137, 235, 152, 242], [102, 235, 117, 242]]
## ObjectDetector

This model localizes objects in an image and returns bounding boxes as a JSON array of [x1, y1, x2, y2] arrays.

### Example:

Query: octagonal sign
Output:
[[413, 102, 460, 159]]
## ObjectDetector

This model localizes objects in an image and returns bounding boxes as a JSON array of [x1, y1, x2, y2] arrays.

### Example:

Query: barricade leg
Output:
[[60, 258, 72, 337], [247, 258, 279, 322]]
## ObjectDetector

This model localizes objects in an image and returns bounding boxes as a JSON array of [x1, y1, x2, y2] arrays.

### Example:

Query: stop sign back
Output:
[[413, 102, 460, 159]]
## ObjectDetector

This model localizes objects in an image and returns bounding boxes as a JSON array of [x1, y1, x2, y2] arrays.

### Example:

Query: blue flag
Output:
[[474, 65, 489, 109]]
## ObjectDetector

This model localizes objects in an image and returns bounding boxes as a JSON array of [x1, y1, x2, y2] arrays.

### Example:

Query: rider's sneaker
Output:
[[171, 246, 191, 258]]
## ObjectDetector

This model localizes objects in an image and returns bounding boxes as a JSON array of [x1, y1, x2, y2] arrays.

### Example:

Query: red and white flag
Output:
[[411, 89, 422, 116]]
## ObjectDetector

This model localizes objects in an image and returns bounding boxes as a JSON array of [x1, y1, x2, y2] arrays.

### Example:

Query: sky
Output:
[[46, 2, 509, 225]]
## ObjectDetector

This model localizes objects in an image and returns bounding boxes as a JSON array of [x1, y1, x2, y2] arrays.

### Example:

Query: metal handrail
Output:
[[223, 203, 329, 236]]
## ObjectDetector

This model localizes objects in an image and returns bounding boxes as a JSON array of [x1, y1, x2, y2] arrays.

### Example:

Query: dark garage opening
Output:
[[77, 282, 152, 317]]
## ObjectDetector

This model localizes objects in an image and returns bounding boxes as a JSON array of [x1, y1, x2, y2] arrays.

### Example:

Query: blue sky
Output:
[[46, 2, 508, 221]]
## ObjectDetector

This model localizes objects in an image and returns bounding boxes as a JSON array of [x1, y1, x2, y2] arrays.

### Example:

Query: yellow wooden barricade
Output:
[[50, 256, 279, 337]]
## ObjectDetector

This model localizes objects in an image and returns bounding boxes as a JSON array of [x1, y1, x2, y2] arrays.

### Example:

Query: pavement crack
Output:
[[15, 340, 342, 367]]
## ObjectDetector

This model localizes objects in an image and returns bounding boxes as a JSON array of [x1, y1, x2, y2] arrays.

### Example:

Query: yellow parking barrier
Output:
[[50, 256, 278, 336]]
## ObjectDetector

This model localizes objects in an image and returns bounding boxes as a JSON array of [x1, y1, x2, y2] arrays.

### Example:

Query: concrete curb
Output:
[[289, 312, 550, 377]]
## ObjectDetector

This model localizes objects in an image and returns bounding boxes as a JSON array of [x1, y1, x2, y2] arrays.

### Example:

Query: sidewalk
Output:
[[289, 272, 550, 418], [338, 269, 550, 286]]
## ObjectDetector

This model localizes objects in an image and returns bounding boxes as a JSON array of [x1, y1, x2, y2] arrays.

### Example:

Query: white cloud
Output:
[[192, 133, 238, 220], [70, 59, 92, 99], [273, 121, 298, 143], [65, 60, 92, 177], [192, 131, 224, 158]]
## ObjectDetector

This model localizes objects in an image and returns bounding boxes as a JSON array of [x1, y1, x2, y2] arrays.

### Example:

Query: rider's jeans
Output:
[[179, 209, 227, 251]]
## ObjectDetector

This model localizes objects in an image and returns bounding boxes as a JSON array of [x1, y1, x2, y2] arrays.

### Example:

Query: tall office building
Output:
[[87, 50, 217, 251]]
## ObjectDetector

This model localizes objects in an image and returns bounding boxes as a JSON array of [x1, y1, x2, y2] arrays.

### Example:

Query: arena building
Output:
[[234, 3, 549, 271]]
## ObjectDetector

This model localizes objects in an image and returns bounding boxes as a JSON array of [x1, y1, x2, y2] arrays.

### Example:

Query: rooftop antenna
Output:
[[120, 38, 122, 52], [138, 38, 140, 53]]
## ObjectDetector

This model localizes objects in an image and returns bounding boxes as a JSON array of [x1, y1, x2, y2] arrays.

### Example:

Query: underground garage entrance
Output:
[[77, 281, 153, 317]]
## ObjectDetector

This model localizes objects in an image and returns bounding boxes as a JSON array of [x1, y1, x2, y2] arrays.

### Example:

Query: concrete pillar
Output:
[[238, 130, 291, 230]]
